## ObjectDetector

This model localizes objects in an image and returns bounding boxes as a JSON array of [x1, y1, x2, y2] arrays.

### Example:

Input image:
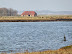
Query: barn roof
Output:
[[21, 11, 36, 15]]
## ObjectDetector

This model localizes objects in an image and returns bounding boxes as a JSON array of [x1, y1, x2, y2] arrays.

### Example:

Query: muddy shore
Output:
[[0, 19, 72, 22]]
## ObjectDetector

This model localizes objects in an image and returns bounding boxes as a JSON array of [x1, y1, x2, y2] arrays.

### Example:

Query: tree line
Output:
[[0, 8, 18, 16]]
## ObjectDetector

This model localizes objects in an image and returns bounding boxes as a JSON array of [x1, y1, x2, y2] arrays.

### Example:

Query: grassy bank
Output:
[[16, 45, 72, 54], [0, 15, 72, 22], [0, 45, 72, 54]]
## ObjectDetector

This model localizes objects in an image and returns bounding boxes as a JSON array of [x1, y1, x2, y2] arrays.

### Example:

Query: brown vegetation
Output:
[[0, 8, 18, 16], [0, 15, 72, 22], [0, 45, 72, 54]]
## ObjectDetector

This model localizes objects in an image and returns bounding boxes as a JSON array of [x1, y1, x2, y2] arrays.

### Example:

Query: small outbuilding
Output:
[[21, 11, 37, 17]]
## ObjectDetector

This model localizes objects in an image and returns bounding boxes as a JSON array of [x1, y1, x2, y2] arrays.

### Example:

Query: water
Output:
[[0, 22, 72, 52]]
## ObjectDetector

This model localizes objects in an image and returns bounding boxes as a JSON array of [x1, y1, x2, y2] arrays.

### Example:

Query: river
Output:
[[0, 22, 72, 52]]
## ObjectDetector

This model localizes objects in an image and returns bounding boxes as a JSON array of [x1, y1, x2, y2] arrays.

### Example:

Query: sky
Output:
[[0, 0, 72, 11]]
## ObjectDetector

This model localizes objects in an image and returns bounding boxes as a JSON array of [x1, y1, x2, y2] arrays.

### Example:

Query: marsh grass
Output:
[[0, 15, 72, 21], [61, 45, 72, 49], [0, 45, 72, 54]]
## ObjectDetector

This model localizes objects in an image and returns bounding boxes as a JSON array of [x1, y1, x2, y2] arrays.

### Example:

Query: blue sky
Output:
[[0, 0, 72, 11]]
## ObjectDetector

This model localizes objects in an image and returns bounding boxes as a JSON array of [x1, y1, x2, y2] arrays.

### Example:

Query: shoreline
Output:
[[0, 45, 72, 54], [0, 19, 72, 22]]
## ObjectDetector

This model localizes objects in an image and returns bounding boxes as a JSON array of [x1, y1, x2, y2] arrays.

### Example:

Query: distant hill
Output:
[[54, 11, 72, 15], [18, 10, 72, 15]]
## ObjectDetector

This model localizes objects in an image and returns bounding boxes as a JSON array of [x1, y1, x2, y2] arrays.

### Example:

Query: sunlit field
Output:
[[0, 15, 72, 22]]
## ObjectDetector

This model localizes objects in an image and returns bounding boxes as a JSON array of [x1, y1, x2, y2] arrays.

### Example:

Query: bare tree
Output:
[[0, 8, 18, 16]]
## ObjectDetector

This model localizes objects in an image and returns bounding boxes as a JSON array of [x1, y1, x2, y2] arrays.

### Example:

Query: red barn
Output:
[[21, 11, 37, 17]]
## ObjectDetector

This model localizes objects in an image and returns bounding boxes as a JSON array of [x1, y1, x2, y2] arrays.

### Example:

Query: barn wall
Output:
[[21, 15, 23, 16]]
